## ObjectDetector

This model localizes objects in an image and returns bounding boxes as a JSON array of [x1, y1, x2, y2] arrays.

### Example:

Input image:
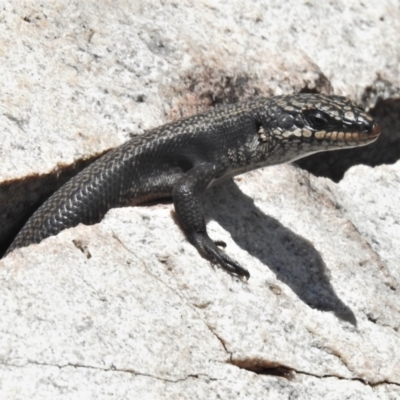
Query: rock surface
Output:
[[1, 0, 400, 399], [338, 162, 400, 283], [1, 162, 400, 399]]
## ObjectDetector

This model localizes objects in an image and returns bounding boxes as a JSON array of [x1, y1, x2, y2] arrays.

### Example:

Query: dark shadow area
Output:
[[296, 98, 400, 182], [0, 151, 109, 257], [203, 180, 357, 325]]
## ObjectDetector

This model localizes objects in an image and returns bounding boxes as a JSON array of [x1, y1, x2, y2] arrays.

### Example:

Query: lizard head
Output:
[[261, 94, 380, 158]]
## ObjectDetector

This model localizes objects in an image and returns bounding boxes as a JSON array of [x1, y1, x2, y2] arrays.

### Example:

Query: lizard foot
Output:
[[190, 233, 250, 280]]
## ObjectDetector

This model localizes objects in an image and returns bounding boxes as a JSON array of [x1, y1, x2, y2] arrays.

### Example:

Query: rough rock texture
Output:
[[338, 162, 400, 283], [1, 0, 400, 399], [1, 163, 400, 399]]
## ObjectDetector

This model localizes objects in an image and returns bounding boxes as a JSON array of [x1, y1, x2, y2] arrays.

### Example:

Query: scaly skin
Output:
[[5, 94, 381, 278]]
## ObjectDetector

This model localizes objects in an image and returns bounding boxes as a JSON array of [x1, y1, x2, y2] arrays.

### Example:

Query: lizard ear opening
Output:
[[256, 122, 268, 142]]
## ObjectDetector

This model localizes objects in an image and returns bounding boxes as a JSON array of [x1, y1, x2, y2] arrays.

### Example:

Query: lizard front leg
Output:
[[172, 163, 250, 279]]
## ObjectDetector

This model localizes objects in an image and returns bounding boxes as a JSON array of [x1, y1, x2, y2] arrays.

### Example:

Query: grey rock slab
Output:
[[1, 0, 400, 398], [338, 161, 400, 282], [0, 223, 228, 381], [1, 164, 399, 398]]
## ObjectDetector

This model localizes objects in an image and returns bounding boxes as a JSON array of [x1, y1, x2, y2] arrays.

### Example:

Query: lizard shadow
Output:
[[203, 179, 357, 326]]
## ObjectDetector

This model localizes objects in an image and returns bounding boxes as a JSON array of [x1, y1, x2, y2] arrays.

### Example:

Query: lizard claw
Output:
[[190, 233, 250, 280]]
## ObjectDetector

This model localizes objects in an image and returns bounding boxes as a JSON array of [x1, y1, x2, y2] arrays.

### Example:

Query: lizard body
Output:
[[5, 94, 380, 278]]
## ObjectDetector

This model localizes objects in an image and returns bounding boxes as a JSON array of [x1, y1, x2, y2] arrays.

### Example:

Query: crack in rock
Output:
[[230, 358, 400, 387], [1, 360, 214, 383]]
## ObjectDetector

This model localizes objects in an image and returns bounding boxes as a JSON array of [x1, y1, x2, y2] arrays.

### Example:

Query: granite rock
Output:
[[1, 163, 400, 399], [1, 0, 400, 398]]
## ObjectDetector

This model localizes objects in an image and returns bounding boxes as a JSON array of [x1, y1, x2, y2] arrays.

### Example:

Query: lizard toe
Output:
[[190, 233, 250, 279]]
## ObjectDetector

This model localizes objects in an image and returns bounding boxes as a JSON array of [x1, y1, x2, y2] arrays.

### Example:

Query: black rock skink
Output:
[[5, 94, 381, 278]]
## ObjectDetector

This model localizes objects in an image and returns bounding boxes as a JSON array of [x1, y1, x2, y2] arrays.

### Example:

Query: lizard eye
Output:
[[307, 111, 329, 129]]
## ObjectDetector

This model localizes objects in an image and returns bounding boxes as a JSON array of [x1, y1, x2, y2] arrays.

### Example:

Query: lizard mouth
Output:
[[329, 122, 381, 143], [314, 123, 381, 143], [349, 122, 381, 142]]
